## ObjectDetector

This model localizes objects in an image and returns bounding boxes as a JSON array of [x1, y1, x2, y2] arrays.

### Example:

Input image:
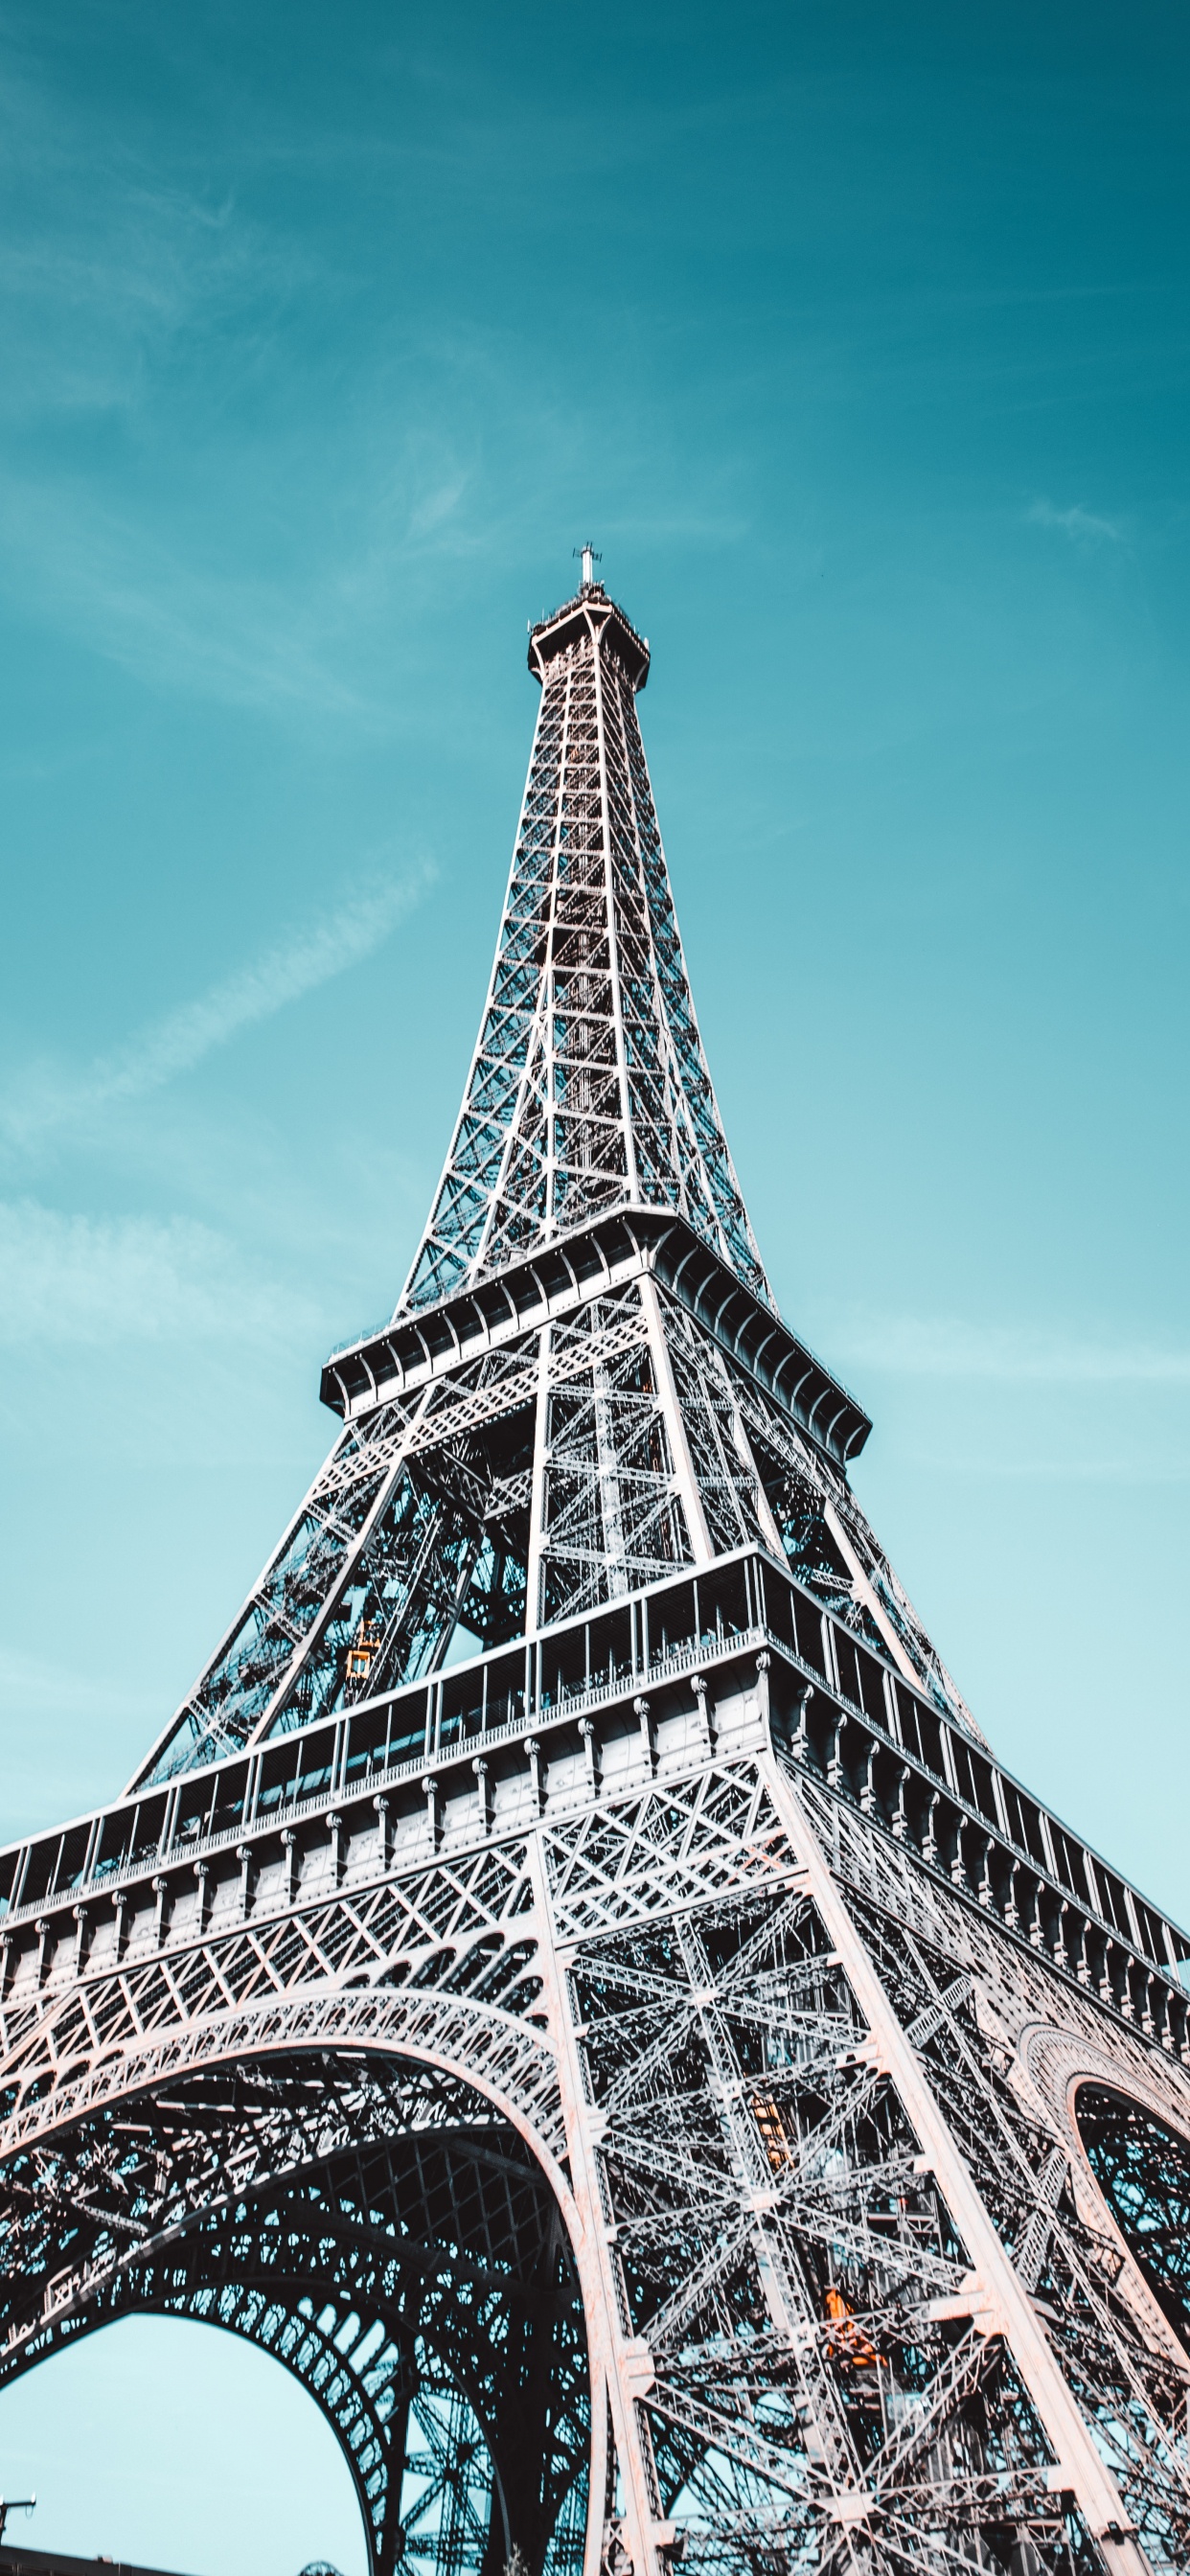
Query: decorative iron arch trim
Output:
[[1, 1986, 569, 2184], [0, 2059, 592, 2576], [1015, 2015, 1190, 2379]]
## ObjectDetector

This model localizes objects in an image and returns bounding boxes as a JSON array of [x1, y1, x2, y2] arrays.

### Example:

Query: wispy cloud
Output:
[[0, 866, 433, 1156], [0, 39, 323, 427], [0, 1200, 321, 1347], [831, 1314, 1190, 1387], [1026, 497, 1126, 546], [0, 1643, 159, 1728], [0, 472, 396, 720]]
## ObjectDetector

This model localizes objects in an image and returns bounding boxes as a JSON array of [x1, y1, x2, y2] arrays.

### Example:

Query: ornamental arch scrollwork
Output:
[[0, 2032, 591, 2576]]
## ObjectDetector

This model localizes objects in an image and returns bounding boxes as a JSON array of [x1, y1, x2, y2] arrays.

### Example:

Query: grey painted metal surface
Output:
[[2, 571, 1189, 2576]]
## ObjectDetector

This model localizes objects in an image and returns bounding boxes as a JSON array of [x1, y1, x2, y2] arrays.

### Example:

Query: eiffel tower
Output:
[[3, 555, 1190, 2576]]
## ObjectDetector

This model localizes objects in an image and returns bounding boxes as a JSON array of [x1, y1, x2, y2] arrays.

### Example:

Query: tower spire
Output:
[[400, 568, 769, 1316], [124, 575, 1009, 1797]]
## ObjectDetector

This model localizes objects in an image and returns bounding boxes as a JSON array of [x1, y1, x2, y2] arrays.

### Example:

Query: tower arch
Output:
[[1075, 2082, 1190, 2360], [0, 2048, 589, 2576]]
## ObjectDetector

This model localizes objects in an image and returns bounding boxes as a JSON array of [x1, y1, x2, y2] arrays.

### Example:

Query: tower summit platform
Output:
[[528, 576, 651, 692]]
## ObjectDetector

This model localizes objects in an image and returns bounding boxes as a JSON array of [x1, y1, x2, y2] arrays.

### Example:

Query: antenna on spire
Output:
[[574, 542, 602, 590]]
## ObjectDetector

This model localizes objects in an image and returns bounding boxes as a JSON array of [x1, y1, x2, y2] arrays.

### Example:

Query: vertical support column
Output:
[[422, 1774, 442, 1852], [525, 1322, 553, 1635], [539, 663, 569, 1239], [858, 1739, 877, 1818], [690, 1673, 714, 1754], [526, 1833, 671, 2576], [460, 662, 567, 1281], [765, 1754, 1155, 2576], [592, 637, 641, 1206], [821, 1498, 926, 1697], [729, 1397, 786, 1561], [579, 1719, 600, 1798], [593, 1348, 630, 1601], [327, 1812, 345, 1886], [790, 1682, 813, 1765], [637, 1275, 713, 1565]]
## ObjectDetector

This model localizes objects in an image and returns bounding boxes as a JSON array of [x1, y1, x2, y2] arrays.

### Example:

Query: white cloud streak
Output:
[[0, 1200, 322, 1347], [0, 472, 392, 720], [0, 1644, 159, 1728], [0, 865, 433, 1156], [831, 1314, 1190, 1387], [1026, 496, 1125, 546]]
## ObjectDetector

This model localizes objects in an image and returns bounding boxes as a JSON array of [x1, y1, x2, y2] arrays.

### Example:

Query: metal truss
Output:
[[4, 1726, 1188, 2573], [1076, 2091, 1190, 2352], [0, 2053, 587, 2576], [401, 583, 767, 1315], [130, 1261, 982, 1793], [2, 569, 1189, 2576], [721, 1355, 987, 1745]]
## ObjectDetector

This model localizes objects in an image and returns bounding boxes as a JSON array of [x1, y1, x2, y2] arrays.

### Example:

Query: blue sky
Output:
[[2, 0, 1189, 2564]]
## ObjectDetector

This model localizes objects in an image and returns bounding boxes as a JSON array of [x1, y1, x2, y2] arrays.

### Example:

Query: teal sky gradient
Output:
[[2, 1, 1189, 2564]]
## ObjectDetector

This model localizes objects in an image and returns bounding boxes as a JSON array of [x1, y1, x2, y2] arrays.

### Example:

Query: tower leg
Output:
[[530, 1843, 667, 2576], [765, 1753, 1156, 2576], [477, 2224, 582, 2576]]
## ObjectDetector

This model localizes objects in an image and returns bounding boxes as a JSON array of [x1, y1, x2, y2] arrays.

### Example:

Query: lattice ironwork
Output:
[[401, 585, 767, 1316], [0, 2056, 587, 2576], [0, 567, 1185, 2576], [1076, 2089, 1190, 2358]]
